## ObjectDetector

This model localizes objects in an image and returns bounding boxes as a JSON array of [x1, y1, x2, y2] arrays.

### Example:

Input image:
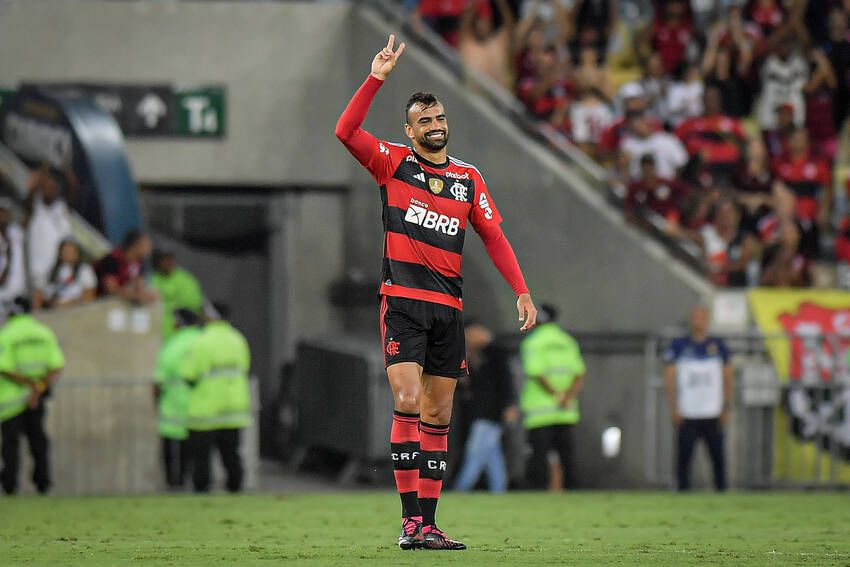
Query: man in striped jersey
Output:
[[335, 34, 537, 550]]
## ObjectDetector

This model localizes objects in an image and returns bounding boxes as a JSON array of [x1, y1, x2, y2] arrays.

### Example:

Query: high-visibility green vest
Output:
[[519, 323, 585, 429], [151, 267, 204, 340], [154, 325, 202, 440], [181, 321, 251, 431], [0, 315, 65, 422]]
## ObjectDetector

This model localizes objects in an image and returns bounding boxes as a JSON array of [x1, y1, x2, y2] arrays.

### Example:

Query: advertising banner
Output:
[[748, 289, 850, 482]]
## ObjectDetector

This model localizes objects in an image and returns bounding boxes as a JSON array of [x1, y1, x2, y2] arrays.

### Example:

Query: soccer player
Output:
[[335, 35, 537, 550]]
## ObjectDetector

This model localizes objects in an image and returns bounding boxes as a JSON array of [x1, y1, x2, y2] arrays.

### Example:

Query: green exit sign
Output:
[[175, 88, 226, 137]]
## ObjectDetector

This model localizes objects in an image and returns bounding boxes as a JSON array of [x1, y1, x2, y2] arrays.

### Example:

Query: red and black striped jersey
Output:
[[772, 153, 830, 220], [335, 75, 528, 311], [361, 139, 502, 310]]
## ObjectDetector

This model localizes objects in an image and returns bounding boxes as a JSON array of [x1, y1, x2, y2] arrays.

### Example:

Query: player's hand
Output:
[[517, 293, 537, 331], [371, 34, 406, 81]]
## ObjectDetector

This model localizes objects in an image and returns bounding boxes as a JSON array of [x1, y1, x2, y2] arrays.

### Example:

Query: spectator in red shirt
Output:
[[834, 216, 850, 264], [683, 198, 758, 287], [675, 85, 747, 188], [749, 0, 786, 39], [517, 48, 574, 133], [639, 0, 694, 75], [597, 83, 662, 160], [625, 155, 690, 233], [771, 128, 832, 259], [95, 229, 158, 304], [411, 0, 472, 47]]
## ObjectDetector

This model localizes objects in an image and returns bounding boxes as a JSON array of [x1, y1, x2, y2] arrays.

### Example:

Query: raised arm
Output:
[[335, 35, 406, 165]]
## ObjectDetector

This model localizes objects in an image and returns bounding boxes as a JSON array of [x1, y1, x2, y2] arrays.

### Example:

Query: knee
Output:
[[421, 401, 452, 425], [393, 389, 421, 415]]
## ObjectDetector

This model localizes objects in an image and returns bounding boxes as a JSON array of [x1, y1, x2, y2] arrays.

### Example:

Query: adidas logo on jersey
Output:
[[413, 172, 425, 183], [405, 200, 460, 236]]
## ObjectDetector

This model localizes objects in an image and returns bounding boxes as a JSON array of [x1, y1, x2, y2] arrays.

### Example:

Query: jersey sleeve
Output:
[[570, 105, 590, 143], [667, 135, 689, 170], [0, 332, 12, 374], [662, 339, 682, 365], [468, 170, 503, 231], [79, 264, 97, 291], [238, 332, 251, 373], [45, 330, 65, 371], [154, 342, 171, 383], [365, 140, 407, 186], [180, 341, 203, 383], [335, 75, 405, 186], [570, 338, 587, 376]]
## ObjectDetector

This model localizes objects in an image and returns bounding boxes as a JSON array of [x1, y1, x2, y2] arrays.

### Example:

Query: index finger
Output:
[[394, 41, 406, 58], [521, 308, 537, 331], [386, 34, 395, 51]]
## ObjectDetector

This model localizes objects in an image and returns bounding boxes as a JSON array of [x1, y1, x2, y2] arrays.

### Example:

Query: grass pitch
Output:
[[1, 491, 848, 565]]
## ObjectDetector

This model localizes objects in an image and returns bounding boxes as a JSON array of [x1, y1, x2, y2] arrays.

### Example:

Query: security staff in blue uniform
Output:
[[663, 305, 733, 491]]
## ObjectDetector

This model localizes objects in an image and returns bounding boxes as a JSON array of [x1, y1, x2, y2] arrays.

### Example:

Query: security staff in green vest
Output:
[[181, 303, 251, 493], [151, 250, 204, 340], [519, 304, 586, 490], [153, 308, 203, 488], [0, 297, 65, 494]]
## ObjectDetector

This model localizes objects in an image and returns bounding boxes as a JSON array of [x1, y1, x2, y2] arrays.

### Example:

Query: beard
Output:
[[417, 129, 449, 151]]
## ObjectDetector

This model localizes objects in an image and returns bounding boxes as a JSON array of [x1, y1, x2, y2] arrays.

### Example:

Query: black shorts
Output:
[[380, 295, 467, 379]]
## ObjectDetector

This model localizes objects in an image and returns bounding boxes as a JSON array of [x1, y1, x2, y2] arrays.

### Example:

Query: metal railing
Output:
[[645, 331, 850, 489]]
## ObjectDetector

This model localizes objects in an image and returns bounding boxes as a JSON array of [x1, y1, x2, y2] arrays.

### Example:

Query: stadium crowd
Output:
[[406, 0, 850, 287]]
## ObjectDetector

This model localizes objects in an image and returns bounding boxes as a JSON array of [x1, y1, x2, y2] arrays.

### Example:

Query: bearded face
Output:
[[405, 102, 449, 152]]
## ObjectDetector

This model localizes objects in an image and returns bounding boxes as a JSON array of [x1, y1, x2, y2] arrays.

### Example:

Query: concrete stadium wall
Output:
[[0, 0, 351, 186]]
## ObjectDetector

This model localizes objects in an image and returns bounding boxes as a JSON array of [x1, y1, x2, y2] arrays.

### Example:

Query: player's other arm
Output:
[[474, 221, 537, 331], [334, 35, 406, 166]]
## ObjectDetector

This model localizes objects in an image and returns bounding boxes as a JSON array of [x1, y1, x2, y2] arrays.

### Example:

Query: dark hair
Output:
[[152, 249, 175, 269], [173, 308, 201, 328], [208, 301, 230, 321], [538, 303, 559, 324], [122, 229, 147, 250], [640, 154, 656, 166], [47, 238, 83, 291], [8, 296, 31, 316], [405, 92, 440, 123]]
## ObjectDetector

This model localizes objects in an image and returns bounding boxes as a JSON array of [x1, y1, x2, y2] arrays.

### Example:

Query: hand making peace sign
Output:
[[370, 34, 406, 81]]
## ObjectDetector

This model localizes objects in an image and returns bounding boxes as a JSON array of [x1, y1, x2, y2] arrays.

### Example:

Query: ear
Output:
[[404, 123, 414, 140]]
